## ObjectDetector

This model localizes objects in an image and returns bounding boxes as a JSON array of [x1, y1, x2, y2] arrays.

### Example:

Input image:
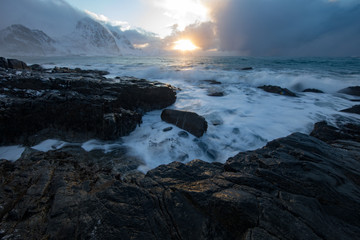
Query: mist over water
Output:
[[10, 56, 360, 171], [0, 0, 85, 37]]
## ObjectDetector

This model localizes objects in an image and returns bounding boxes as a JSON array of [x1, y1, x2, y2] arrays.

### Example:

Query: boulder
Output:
[[338, 86, 360, 96], [7, 58, 29, 69], [161, 109, 208, 137], [341, 105, 360, 115], [258, 85, 297, 97]]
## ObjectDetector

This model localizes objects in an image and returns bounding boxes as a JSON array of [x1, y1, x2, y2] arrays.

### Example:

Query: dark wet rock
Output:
[[0, 57, 8, 69], [1, 122, 360, 239], [310, 121, 360, 144], [178, 131, 189, 138], [203, 79, 222, 85], [338, 86, 360, 96], [211, 119, 223, 126], [232, 128, 240, 134], [163, 127, 173, 132], [52, 66, 109, 75], [207, 91, 225, 97], [341, 105, 360, 115], [30, 64, 45, 72], [258, 85, 297, 97], [0, 62, 176, 145], [161, 109, 208, 137], [0, 145, 145, 239], [223, 131, 360, 240], [7, 58, 29, 70], [241, 67, 253, 70], [303, 88, 324, 93]]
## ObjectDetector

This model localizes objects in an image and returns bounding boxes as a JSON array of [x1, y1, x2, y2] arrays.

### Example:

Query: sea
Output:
[[1, 56, 360, 172]]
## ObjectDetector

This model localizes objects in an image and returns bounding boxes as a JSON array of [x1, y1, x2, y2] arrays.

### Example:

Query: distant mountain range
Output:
[[0, 17, 146, 56]]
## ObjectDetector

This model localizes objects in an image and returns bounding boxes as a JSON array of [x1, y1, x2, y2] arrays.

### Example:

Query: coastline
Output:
[[0, 57, 360, 239]]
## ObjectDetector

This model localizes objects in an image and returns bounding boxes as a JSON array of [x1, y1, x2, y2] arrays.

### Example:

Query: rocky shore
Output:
[[1, 58, 360, 239], [0, 57, 176, 145]]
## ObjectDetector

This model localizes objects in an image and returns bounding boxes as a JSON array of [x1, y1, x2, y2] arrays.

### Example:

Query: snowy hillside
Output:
[[0, 24, 56, 56], [56, 18, 121, 56], [111, 30, 143, 56]]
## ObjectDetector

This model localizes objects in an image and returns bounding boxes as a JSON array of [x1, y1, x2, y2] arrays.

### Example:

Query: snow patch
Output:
[[0, 146, 25, 161], [32, 139, 69, 152]]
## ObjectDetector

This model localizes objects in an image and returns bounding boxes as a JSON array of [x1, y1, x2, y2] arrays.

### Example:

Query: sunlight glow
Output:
[[173, 39, 200, 51], [155, 0, 209, 31]]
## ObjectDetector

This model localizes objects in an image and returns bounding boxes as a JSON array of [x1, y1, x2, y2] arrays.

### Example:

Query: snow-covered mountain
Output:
[[111, 30, 141, 56], [0, 24, 56, 56], [0, 0, 168, 57], [56, 17, 121, 56], [0, 17, 150, 56]]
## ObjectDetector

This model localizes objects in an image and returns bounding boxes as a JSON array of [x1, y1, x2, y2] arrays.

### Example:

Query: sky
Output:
[[0, 0, 359, 56], [66, 0, 210, 38]]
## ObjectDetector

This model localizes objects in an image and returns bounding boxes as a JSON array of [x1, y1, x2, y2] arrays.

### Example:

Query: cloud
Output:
[[210, 0, 360, 56], [84, 10, 131, 31], [147, 0, 210, 35]]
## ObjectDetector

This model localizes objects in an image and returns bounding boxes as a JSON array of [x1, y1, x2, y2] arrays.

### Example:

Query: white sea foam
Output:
[[81, 140, 122, 153], [123, 73, 358, 171], [6, 56, 360, 169]]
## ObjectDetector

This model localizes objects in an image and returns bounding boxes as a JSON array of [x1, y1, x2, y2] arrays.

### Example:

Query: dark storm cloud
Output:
[[212, 0, 360, 56]]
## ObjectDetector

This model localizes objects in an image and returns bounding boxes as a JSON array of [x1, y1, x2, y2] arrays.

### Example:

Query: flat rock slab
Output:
[[161, 109, 208, 137]]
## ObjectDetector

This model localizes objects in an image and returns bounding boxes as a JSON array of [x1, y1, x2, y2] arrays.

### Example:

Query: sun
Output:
[[173, 39, 200, 51]]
